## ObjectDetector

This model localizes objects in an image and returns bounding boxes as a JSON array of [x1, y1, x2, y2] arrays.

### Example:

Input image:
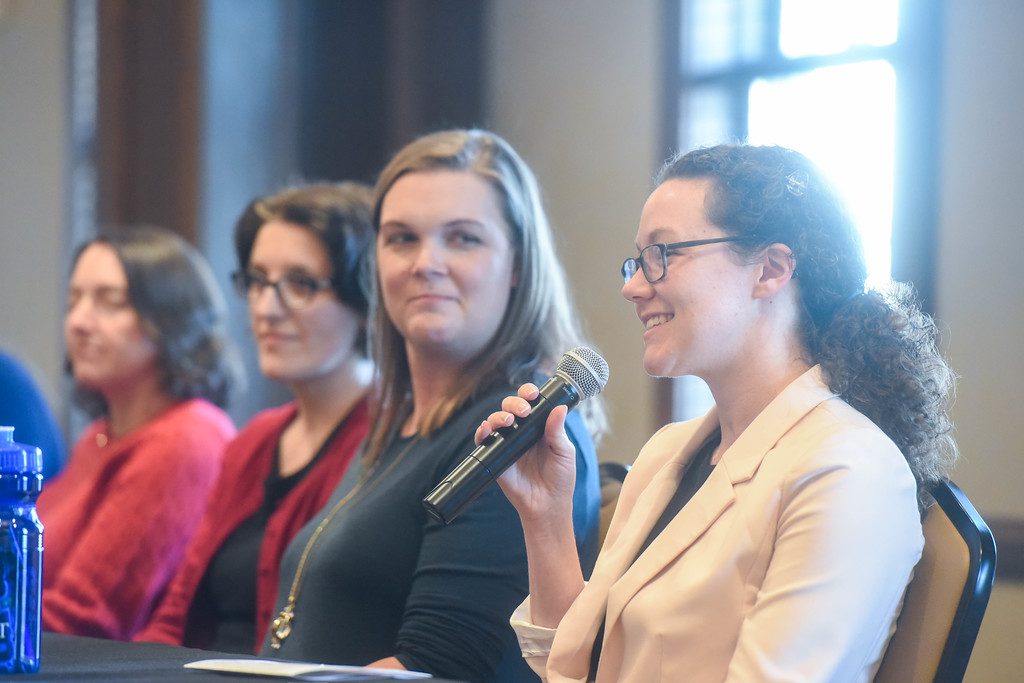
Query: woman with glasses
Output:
[[136, 183, 374, 653], [261, 130, 603, 682], [41, 227, 240, 639], [483, 144, 957, 681]]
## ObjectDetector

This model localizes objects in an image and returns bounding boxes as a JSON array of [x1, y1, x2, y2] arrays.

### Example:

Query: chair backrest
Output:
[[874, 480, 997, 683], [598, 462, 630, 549]]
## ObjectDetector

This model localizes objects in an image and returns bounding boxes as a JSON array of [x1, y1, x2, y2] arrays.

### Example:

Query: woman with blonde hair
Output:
[[264, 129, 604, 682]]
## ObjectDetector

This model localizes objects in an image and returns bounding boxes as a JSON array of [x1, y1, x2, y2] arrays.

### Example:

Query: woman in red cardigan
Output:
[[136, 183, 375, 654], [41, 227, 241, 639]]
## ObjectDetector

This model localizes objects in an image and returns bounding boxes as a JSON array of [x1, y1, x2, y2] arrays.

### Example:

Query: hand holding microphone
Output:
[[481, 385, 580, 524], [422, 347, 608, 525]]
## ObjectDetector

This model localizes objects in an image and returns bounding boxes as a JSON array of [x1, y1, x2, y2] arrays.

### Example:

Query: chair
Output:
[[874, 480, 997, 683], [598, 462, 630, 548]]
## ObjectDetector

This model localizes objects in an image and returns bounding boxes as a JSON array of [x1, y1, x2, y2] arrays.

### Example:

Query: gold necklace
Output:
[[269, 436, 419, 650]]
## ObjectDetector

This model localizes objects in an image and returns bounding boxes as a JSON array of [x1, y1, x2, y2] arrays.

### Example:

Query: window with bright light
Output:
[[667, 0, 941, 420], [748, 60, 896, 288]]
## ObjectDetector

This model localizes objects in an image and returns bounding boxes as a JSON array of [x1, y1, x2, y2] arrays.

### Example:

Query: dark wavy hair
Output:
[[69, 226, 242, 416], [659, 144, 956, 508], [233, 182, 375, 354]]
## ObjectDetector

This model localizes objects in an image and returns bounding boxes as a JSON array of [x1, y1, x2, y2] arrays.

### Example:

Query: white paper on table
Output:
[[184, 658, 432, 681]]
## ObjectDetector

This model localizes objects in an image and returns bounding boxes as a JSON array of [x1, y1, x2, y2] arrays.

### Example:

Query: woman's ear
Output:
[[752, 243, 796, 299]]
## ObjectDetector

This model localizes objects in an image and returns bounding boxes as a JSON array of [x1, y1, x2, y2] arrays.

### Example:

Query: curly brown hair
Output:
[[659, 144, 956, 508]]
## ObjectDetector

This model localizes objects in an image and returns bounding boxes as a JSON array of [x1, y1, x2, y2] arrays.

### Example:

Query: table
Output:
[[34, 633, 458, 681]]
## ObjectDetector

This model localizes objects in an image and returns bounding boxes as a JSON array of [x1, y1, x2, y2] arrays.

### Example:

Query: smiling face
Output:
[[622, 178, 762, 379], [376, 169, 517, 366], [65, 243, 162, 397], [246, 220, 365, 386]]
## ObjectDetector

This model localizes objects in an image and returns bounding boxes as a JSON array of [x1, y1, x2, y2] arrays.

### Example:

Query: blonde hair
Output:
[[366, 129, 605, 461]]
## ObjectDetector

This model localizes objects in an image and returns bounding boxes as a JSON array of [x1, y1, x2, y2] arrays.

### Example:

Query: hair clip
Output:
[[785, 170, 809, 197]]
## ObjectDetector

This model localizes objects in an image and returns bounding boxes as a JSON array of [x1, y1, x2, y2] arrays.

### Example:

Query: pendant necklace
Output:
[[269, 434, 421, 649]]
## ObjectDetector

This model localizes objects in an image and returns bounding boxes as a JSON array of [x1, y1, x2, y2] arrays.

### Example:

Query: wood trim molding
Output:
[[97, 0, 200, 242]]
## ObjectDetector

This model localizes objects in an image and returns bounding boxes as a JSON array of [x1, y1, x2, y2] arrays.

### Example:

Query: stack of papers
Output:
[[184, 658, 432, 681]]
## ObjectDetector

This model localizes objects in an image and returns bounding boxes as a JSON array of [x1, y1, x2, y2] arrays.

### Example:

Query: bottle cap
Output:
[[0, 426, 44, 474]]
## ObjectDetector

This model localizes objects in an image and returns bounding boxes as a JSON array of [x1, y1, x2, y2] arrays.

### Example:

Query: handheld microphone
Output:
[[422, 346, 609, 525]]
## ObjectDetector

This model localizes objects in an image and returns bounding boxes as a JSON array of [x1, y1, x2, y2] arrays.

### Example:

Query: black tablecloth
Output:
[[34, 632, 458, 681]]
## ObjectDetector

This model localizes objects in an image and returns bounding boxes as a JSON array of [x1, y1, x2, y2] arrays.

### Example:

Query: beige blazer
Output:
[[513, 367, 923, 682]]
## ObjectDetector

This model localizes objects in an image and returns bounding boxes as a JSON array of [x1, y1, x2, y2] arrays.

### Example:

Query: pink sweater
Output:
[[38, 399, 235, 639]]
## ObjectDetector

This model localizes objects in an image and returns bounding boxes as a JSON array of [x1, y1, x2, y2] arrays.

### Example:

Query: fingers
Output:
[[500, 395, 532, 417], [474, 383, 540, 445], [501, 383, 538, 417], [473, 407, 518, 445], [517, 383, 540, 400], [474, 421, 487, 445]]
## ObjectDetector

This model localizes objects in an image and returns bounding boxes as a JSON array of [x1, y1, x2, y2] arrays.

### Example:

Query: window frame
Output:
[[658, 0, 944, 423]]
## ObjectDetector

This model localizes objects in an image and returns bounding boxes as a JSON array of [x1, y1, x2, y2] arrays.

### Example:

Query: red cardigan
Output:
[[38, 399, 236, 640], [135, 398, 369, 652]]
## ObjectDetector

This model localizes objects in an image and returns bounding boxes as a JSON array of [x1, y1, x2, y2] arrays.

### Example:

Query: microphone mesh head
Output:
[[557, 347, 609, 399]]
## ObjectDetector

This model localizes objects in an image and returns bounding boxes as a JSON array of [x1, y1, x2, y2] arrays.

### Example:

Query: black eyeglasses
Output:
[[231, 270, 333, 311], [621, 237, 742, 284]]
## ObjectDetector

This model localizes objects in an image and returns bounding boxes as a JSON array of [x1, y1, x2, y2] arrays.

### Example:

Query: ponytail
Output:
[[812, 285, 957, 509]]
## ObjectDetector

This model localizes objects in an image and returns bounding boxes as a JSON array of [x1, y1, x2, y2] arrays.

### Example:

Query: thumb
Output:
[[544, 404, 574, 456]]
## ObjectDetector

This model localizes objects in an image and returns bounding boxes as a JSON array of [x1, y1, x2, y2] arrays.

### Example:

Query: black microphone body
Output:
[[423, 347, 608, 525]]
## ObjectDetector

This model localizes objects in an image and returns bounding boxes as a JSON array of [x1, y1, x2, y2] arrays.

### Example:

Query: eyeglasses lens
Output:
[[622, 244, 666, 284], [640, 244, 665, 283], [279, 277, 314, 309], [234, 272, 317, 311], [621, 259, 637, 283]]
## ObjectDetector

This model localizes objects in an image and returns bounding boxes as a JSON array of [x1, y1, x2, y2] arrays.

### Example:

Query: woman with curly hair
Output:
[[40, 226, 241, 640], [483, 144, 956, 681]]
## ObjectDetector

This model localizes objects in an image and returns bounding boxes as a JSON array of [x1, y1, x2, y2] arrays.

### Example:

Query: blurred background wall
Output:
[[0, 1, 1020, 679]]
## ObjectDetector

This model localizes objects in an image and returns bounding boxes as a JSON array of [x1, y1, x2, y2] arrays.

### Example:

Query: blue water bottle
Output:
[[0, 427, 42, 674]]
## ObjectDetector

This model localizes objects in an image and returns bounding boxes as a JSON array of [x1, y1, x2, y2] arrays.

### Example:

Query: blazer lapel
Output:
[[599, 411, 727, 632], [601, 367, 838, 645], [549, 414, 721, 680]]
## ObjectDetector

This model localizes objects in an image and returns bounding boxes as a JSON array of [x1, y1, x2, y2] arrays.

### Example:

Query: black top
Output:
[[635, 428, 720, 558], [200, 442, 327, 653], [262, 384, 601, 683]]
